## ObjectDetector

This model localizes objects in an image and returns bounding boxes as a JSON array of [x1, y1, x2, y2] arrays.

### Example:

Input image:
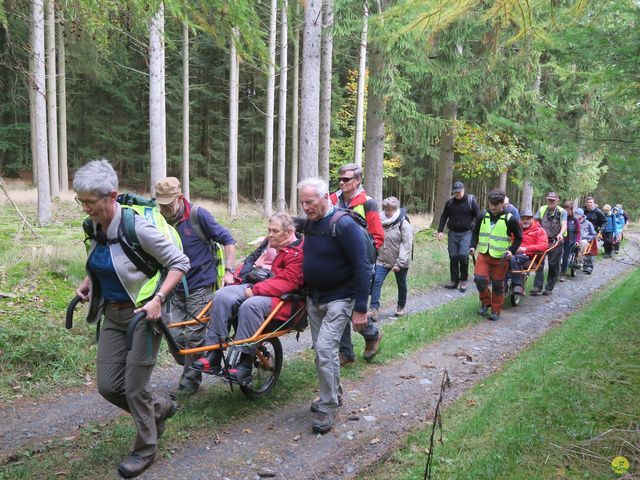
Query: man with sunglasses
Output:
[[470, 189, 522, 321], [329, 163, 384, 365]]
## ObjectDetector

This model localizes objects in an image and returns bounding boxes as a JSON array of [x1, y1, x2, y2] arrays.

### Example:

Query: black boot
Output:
[[191, 350, 222, 374], [228, 353, 254, 386]]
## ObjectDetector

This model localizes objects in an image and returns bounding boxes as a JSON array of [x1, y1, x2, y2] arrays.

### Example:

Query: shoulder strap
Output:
[[189, 204, 208, 244], [118, 208, 158, 278]]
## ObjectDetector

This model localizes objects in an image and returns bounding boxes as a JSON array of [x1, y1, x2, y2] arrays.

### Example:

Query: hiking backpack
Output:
[[388, 209, 414, 260], [82, 193, 182, 279], [329, 208, 378, 265]]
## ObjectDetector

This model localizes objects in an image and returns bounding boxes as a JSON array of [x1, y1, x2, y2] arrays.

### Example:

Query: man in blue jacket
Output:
[[298, 178, 370, 434], [156, 177, 237, 395]]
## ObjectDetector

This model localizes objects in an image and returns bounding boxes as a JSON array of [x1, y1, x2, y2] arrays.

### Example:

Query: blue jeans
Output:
[[369, 265, 409, 311]]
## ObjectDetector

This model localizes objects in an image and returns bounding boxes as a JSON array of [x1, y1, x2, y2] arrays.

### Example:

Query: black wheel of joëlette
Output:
[[240, 336, 283, 399], [510, 274, 527, 307]]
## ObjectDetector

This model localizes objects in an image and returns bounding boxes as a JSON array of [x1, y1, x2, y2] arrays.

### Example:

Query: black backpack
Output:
[[188, 204, 226, 288]]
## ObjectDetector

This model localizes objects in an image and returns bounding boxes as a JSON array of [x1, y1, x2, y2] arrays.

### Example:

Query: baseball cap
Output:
[[452, 181, 464, 193], [520, 209, 534, 217], [575, 208, 584, 216], [155, 177, 182, 205]]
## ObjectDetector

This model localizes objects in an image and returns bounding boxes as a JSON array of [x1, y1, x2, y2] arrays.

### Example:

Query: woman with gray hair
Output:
[[369, 196, 413, 318], [73, 159, 189, 478]]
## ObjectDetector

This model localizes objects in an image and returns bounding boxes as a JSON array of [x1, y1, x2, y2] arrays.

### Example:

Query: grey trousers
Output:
[[170, 287, 214, 388], [205, 284, 272, 355], [308, 297, 354, 414], [534, 239, 563, 292], [96, 304, 174, 457], [448, 230, 472, 283]]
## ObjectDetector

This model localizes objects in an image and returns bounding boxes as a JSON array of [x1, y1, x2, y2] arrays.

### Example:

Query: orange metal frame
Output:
[[510, 239, 562, 276], [169, 299, 303, 356]]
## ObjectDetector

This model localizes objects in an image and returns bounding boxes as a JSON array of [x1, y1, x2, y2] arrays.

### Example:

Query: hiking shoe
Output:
[[175, 381, 198, 396], [487, 312, 500, 321], [583, 270, 592, 275], [310, 396, 343, 413], [395, 307, 406, 317], [558, 275, 566, 282], [339, 354, 355, 367], [228, 361, 253, 387], [512, 285, 523, 295], [191, 350, 222, 375], [117, 453, 155, 478], [312, 410, 336, 434], [368, 309, 379, 321], [529, 289, 542, 296], [444, 281, 458, 289], [458, 281, 467, 293], [363, 331, 383, 361], [477, 305, 490, 317], [156, 400, 178, 439], [543, 289, 553, 296]]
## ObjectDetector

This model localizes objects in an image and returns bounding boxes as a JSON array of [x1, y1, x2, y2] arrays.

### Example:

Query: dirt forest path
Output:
[[1, 237, 638, 478]]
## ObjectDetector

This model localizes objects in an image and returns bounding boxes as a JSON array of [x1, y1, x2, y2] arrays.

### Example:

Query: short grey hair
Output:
[[297, 177, 329, 197], [270, 212, 295, 232], [73, 159, 118, 196], [338, 163, 362, 180], [382, 196, 400, 210]]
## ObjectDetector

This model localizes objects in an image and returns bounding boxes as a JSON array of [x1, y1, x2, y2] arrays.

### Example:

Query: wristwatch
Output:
[[155, 291, 167, 303]]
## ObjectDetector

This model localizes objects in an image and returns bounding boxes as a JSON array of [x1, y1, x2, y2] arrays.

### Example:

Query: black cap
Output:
[[452, 182, 464, 193]]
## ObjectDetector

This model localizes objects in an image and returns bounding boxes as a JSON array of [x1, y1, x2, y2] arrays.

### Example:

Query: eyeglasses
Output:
[[75, 195, 107, 207], [338, 176, 355, 183]]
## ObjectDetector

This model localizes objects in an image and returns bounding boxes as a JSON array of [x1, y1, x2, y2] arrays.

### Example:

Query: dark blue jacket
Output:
[[175, 202, 235, 292], [303, 208, 371, 313]]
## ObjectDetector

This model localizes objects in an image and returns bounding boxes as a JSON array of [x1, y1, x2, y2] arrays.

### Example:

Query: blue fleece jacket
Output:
[[303, 209, 371, 313]]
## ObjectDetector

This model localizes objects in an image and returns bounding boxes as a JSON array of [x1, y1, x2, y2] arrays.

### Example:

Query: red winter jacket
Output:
[[251, 238, 304, 322], [330, 189, 385, 249], [519, 221, 549, 256]]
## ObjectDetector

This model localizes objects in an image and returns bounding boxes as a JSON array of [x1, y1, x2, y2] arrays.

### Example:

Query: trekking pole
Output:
[[65, 295, 82, 329]]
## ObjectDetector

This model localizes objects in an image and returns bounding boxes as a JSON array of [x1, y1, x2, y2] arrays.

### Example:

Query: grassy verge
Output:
[[361, 269, 640, 480], [1, 294, 482, 479]]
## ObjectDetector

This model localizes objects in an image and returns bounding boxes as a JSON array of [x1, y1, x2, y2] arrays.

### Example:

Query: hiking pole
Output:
[[66, 295, 82, 329]]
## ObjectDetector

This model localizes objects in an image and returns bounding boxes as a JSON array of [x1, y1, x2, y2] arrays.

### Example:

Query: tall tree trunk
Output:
[[522, 62, 542, 212], [353, 1, 368, 167], [263, 0, 277, 218], [299, 0, 322, 179], [318, 0, 333, 181], [276, 0, 289, 213], [182, 21, 190, 199], [431, 102, 457, 227], [498, 170, 507, 191], [363, 39, 384, 206], [288, 2, 300, 212], [33, 0, 51, 225], [57, 1, 67, 191], [46, 0, 59, 198], [29, 51, 37, 184], [228, 28, 240, 216], [149, 4, 166, 197]]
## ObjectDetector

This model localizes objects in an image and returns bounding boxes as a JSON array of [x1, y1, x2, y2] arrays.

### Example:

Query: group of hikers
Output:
[[72, 160, 411, 478], [437, 183, 629, 321], [71, 158, 626, 478]]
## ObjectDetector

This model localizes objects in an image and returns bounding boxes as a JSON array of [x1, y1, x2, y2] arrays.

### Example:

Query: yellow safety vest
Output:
[[477, 211, 512, 259]]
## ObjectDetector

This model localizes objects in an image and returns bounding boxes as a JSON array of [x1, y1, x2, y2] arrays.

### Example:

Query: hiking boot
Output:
[[444, 281, 458, 289], [529, 288, 542, 296], [458, 281, 467, 292], [368, 309, 379, 321], [512, 285, 523, 295], [477, 305, 490, 317], [583, 269, 592, 275], [311, 410, 336, 434], [310, 396, 343, 413], [227, 355, 253, 386], [487, 312, 500, 321], [156, 400, 178, 439], [117, 453, 155, 478], [558, 275, 566, 282], [191, 350, 222, 375], [543, 289, 553, 296], [175, 381, 198, 396], [363, 331, 383, 361], [339, 354, 355, 367], [395, 307, 406, 317]]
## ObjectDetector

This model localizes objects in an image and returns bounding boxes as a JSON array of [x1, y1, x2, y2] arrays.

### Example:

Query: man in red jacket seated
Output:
[[192, 213, 303, 385], [509, 209, 548, 295]]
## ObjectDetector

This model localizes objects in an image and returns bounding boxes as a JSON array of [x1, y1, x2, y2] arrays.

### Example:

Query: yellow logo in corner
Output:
[[611, 456, 629, 475]]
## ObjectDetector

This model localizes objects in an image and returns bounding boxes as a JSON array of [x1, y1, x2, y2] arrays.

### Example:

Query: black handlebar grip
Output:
[[66, 295, 82, 330], [125, 311, 148, 351], [156, 317, 180, 353]]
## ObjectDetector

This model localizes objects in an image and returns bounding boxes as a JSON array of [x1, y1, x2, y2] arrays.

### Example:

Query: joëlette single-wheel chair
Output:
[[507, 239, 562, 306], [567, 232, 602, 277], [66, 293, 307, 398]]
